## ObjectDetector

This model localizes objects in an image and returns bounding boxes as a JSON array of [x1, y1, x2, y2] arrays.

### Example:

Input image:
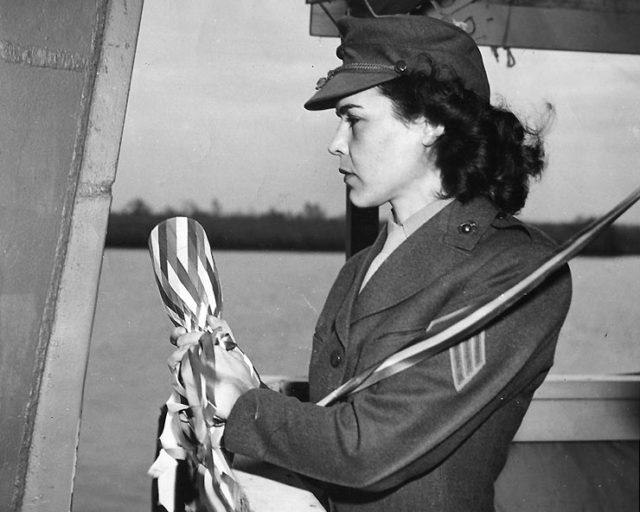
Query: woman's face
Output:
[[328, 87, 441, 217]]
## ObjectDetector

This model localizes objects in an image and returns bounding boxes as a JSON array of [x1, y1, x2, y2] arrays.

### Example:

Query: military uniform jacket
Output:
[[224, 197, 572, 512]]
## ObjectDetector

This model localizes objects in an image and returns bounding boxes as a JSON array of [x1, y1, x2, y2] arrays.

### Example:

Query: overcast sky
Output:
[[112, 0, 640, 224]]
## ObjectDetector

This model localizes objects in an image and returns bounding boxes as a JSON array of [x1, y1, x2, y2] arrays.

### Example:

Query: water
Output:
[[72, 250, 640, 511]]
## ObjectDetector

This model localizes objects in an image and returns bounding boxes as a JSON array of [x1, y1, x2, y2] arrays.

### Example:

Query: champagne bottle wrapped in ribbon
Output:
[[147, 216, 258, 512]]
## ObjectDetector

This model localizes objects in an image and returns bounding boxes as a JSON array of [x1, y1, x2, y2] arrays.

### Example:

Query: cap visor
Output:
[[304, 71, 397, 111]]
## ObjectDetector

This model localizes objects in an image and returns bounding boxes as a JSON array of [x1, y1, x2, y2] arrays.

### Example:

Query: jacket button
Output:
[[330, 350, 343, 368], [457, 220, 478, 234]]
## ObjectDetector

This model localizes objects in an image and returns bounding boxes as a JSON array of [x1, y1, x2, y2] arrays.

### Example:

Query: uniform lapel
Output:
[[352, 214, 445, 323], [352, 198, 499, 323], [333, 226, 387, 348]]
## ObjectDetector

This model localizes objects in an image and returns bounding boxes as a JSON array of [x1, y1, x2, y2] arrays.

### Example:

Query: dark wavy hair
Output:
[[377, 64, 551, 214]]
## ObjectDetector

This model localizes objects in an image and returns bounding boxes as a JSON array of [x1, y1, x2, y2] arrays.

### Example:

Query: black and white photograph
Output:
[[1, 1, 638, 511]]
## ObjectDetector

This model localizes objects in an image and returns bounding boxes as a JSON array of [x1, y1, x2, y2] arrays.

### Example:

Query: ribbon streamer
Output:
[[148, 217, 257, 512], [318, 186, 640, 406]]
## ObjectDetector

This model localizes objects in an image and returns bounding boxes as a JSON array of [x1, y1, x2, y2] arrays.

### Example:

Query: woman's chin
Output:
[[348, 191, 379, 209]]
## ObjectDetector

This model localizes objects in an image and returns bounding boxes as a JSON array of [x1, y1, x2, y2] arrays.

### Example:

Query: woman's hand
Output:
[[168, 315, 260, 419], [167, 326, 202, 370], [168, 316, 234, 368], [210, 343, 261, 419]]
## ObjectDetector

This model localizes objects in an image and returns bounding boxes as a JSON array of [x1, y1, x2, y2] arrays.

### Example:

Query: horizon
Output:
[[110, 196, 640, 227]]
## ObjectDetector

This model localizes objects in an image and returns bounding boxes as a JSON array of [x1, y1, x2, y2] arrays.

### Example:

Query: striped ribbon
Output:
[[318, 186, 640, 406], [148, 217, 255, 512]]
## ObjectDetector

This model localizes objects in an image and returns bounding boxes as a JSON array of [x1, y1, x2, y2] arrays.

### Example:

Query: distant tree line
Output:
[[106, 198, 640, 255], [106, 199, 345, 252], [534, 221, 640, 256]]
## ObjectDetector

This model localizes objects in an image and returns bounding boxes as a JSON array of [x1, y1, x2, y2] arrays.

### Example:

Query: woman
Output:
[[173, 15, 572, 512]]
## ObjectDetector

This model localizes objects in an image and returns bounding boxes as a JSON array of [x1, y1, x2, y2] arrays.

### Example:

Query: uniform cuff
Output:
[[223, 387, 285, 460]]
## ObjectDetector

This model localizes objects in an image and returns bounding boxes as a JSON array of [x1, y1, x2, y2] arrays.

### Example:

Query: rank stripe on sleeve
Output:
[[449, 331, 486, 391]]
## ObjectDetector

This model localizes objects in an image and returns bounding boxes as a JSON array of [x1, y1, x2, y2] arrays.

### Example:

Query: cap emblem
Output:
[[315, 76, 328, 90]]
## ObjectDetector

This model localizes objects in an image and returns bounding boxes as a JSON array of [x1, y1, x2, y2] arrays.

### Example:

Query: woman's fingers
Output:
[[169, 326, 186, 345], [206, 316, 233, 337], [206, 315, 237, 349], [170, 328, 203, 348], [206, 315, 226, 330], [210, 345, 260, 418], [166, 329, 260, 417], [167, 344, 191, 370], [214, 345, 260, 389]]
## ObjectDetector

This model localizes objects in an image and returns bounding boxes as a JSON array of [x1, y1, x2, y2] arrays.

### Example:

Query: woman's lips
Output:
[[339, 168, 355, 184]]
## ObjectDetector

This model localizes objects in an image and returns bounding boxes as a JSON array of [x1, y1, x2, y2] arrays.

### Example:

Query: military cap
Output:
[[304, 15, 490, 111]]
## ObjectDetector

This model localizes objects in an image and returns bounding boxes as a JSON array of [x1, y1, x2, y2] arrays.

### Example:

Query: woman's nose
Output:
[[328, 122, 348, 157]]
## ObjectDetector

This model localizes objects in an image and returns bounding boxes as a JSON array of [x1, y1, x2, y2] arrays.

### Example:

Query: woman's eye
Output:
[[346, 116, 359, 126]]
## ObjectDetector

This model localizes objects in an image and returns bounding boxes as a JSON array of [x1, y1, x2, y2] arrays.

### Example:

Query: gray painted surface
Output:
[[0, 0, 142, 509]]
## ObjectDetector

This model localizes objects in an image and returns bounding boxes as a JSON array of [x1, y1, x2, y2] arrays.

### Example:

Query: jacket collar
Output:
[[350, 196, 500, 323]]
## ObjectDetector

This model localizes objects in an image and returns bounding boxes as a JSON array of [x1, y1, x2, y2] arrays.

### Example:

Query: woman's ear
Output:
[[422, 122, 444, 147]]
